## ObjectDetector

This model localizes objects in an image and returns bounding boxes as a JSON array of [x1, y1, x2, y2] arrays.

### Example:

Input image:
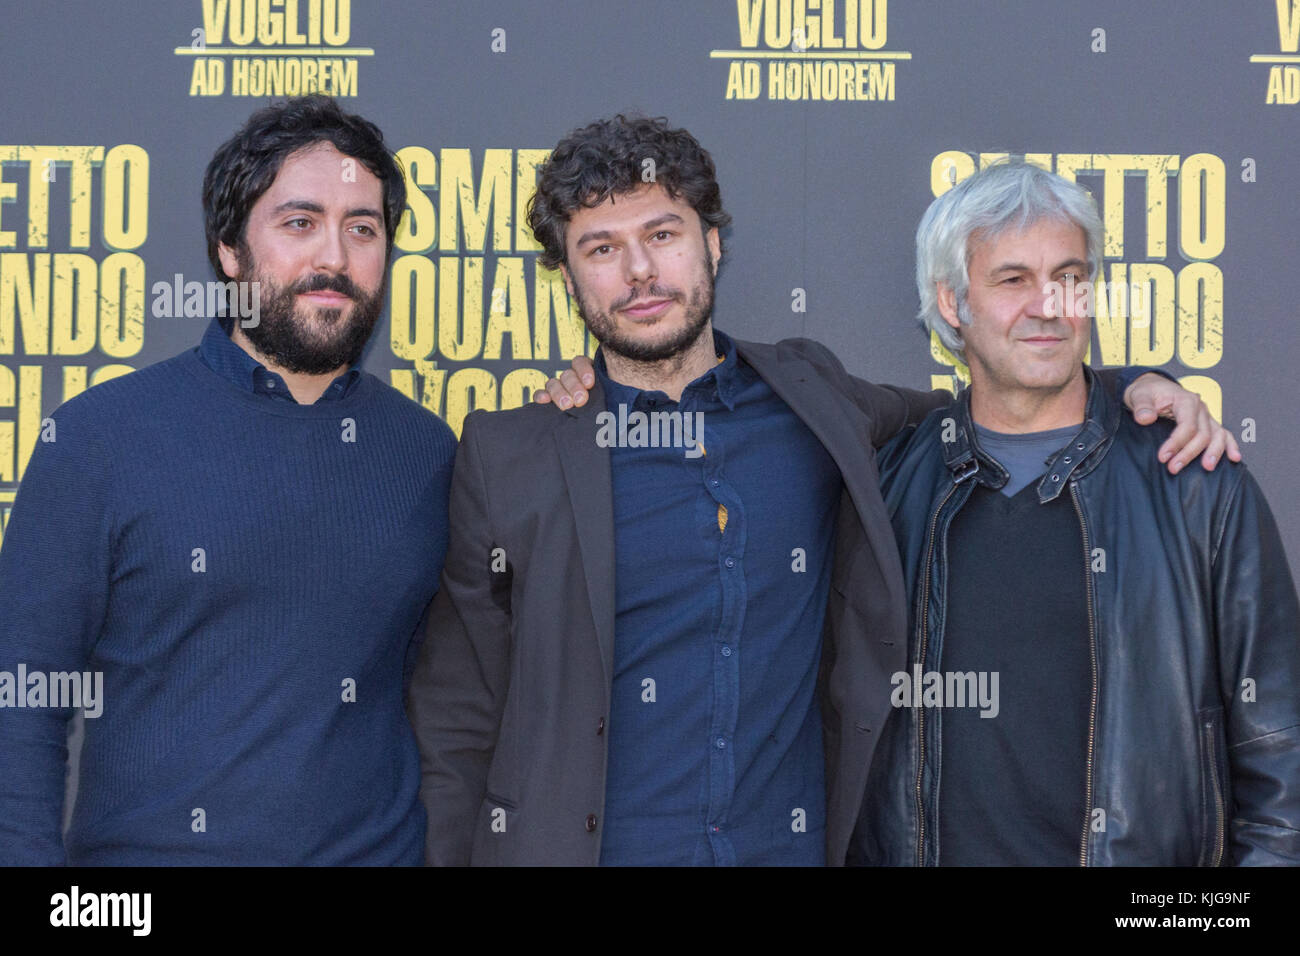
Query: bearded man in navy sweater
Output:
[[0, 96, 456, 865]]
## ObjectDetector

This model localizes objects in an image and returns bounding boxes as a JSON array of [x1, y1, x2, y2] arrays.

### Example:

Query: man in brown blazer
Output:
[[406, 115, 1228, 866]]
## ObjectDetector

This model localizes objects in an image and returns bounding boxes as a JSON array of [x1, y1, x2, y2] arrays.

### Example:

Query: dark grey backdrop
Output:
[[3, 0, 1296, 571]]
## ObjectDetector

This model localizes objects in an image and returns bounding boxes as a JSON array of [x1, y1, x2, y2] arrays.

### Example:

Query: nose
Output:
[[311, 223, 348, 275], [624, 241, 656, 286], [1033, 275, 1060, 321]]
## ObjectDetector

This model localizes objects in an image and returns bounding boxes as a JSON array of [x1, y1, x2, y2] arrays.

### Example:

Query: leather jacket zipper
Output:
[[1070, 483, 1099, 867], [1203, 719, 1225, 866], [915, 481, 962, 867]]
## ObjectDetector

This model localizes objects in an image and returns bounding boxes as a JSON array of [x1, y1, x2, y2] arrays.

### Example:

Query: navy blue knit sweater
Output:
[[0, 334, 456, 865]]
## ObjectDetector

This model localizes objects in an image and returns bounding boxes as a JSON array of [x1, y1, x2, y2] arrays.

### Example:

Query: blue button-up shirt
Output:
[[597, 330, 840, 866], [196, 318, 360, 402]]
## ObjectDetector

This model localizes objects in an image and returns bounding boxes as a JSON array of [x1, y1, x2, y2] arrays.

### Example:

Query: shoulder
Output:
[[460, 398, 572, 438], [736, 336, 846, 373], [1111, 415, 1241, 495], [24, 355, 199, 480], [1107, 414, 1250, 524], [454, 397, 576, 467], [359, 374, 458, 455], [49, 351, 198, 429], [735, 335, 874, 405]]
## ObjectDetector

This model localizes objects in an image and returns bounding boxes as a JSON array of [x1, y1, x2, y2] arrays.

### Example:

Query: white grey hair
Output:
[[916, 159, 1104, 363]]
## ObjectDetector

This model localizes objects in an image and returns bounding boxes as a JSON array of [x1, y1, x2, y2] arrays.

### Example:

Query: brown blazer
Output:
[[407, 336, 948, 865]]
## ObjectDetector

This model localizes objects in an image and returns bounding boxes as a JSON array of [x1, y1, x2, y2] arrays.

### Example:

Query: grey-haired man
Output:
[[855, 160, 1300, 866]]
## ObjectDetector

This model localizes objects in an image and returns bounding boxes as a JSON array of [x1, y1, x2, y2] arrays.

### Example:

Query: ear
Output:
[[935, 282, 962, 331], [706, 227, 721, 274], [217, 242, 242, 281], [559, 262, 575, 297]]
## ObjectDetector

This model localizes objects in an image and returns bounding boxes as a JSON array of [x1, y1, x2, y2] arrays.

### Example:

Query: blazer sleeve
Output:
[[852, 380, 951, 449], [406, 412, 513, 866], [777, 337, 950, 447], [1211, 467, 1300, 864]]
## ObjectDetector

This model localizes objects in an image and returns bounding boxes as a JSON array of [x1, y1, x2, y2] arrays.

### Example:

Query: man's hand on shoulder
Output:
[[1123, 372, 1242, 475], [534, 356, 595, 409]]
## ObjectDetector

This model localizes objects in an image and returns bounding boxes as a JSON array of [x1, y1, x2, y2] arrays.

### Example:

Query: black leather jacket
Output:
[[853, 368, 1300, 865]]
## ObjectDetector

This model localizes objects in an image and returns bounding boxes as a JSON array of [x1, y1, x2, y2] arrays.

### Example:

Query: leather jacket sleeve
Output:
[[1212, 466, 1300, 864]]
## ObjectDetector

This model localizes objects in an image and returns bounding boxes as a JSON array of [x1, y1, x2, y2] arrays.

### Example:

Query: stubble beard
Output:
[[572, 253, 716, 364]]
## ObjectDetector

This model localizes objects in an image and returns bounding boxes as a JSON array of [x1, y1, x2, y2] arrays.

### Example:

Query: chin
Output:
[[296, 306, 349, 327], [1020, 367, 1081, 391], [620, 321, 679, 346]]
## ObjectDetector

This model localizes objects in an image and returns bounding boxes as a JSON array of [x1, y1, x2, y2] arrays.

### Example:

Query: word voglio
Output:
[[595, 404, 705, 459]]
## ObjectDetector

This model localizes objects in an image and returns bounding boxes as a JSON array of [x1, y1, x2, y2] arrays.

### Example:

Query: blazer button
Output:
[[585, 814, 598, 832], [597, 717, 605, 735]]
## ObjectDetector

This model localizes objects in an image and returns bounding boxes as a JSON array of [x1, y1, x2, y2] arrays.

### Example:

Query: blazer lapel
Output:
[[553, 381, 617, 689]]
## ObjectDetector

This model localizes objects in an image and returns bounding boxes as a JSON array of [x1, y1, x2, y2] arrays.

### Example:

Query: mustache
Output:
[[611, 285, 682, 311], [290, 272, 364, 300]]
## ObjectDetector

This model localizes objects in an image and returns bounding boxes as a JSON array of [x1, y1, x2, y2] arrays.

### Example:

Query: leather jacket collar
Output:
[[939, 365, 1123, 502]]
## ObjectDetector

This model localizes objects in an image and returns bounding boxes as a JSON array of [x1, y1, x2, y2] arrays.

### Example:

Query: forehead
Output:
[[256, 142, 382, 210], [566, 183, 700, 236], [969, 217, 1087, 267]]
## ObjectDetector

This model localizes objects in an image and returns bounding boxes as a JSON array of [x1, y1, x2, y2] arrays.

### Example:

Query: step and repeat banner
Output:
[[1, 0, 1297, 570]]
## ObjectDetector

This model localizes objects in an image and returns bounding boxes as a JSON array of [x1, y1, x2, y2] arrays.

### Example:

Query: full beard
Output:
[[236, 246, 386, 375]]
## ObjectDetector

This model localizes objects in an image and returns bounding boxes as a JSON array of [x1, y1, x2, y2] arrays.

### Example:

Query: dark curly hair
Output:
[[527, 114, 731, 271], [202, 94, 406, 282]]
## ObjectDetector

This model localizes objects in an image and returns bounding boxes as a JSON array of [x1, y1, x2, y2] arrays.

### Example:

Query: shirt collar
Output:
[[196, 318, 360, 403], [593, 329, 743, 411]]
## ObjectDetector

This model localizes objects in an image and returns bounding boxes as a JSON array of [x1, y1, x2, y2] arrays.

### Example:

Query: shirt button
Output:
[[585, 814, 598, 832], [597, 717, 605, 735], [716, 737, 726, 749], [721, 646, 732, 657], [710, 478, 720, 487], [724, 557, 736, 569]]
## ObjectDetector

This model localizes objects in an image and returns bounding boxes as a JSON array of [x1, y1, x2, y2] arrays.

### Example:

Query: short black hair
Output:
[[527, 114, 731, 271], [202, 94, 406, 281]]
